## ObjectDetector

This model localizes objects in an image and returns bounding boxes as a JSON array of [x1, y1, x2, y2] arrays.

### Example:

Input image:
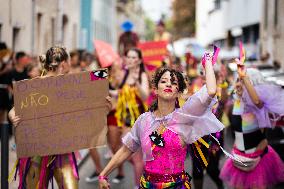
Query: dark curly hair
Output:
[[149, 67, 186, 112]]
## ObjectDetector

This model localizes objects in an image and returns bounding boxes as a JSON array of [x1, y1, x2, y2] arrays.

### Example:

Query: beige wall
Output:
[[35, 0, 57, 55], [261, 0, 284, 70], [62, 0, 80, 51], [0, 0, 80, 55], [0, 0, 33, 53]]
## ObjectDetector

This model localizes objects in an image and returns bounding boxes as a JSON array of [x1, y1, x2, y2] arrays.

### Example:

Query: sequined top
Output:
[[144, 129, 187, 174], [232, 110, 265, 154]]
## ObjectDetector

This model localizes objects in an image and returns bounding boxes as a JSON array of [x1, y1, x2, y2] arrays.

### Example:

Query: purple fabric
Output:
[[242, 84, 284, 128], [122, 85, 224, 161]]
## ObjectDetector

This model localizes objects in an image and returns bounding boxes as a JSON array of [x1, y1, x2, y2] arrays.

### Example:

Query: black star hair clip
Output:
[[149, 131, 165, 148]]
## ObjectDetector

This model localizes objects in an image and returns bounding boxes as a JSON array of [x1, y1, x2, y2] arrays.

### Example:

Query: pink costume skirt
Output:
[[220, 145, 284, 189]]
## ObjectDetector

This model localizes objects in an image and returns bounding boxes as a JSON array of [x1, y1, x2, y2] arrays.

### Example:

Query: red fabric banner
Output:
[[138, 41, 168, 71]]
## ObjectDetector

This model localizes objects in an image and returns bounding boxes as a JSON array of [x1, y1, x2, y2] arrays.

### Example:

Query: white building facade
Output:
[[79, 0, 117, 51], [0, 0, 80, 55], [92, 0, 117, 48], [196, 0, 262, 59], [261, 0, 284, 69]]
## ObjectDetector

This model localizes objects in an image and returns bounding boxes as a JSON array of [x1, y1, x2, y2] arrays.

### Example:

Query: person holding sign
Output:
[[9, 46, 112, 189], [99, 53, 224, 189], [220, 58, 284, 189]]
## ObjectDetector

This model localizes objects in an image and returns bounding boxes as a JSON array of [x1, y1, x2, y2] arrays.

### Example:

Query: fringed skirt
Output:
[[139, 170, 191, 189], [14, 153, 79, 189]]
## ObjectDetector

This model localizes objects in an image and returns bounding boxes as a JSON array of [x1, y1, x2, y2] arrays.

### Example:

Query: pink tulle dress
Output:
[[122, 86, 224, 188], [220, 84, 284, 189]]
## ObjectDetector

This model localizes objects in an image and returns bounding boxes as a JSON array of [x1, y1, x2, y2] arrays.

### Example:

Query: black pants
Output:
[[192, 147, 223, 188]]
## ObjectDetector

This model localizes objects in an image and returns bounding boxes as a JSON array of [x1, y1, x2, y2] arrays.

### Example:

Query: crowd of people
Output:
[[1, 19, 284, 189]]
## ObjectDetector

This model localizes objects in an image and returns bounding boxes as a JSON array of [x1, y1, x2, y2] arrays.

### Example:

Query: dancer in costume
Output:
[[99, 52, 224, 189], [220, 59, 284, 189], [111, 48, 150, 186], [9, 46, 112, 189]]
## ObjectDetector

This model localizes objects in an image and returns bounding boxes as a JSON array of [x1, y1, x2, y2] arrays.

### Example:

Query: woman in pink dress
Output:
[[99, 53, 224, 189]]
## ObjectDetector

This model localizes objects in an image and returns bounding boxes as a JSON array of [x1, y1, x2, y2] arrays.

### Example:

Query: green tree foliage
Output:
[[144, 17, 155, 40], [171, 0, 195, 40]]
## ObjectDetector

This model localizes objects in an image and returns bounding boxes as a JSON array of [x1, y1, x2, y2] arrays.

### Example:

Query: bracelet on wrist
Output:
[[99, 175, 108, 181]]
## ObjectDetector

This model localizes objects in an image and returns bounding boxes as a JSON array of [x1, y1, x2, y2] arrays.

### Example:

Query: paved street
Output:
[[78, 127, 284, 189], [3, 127, 284, 189], [79, 147, 218, 189]]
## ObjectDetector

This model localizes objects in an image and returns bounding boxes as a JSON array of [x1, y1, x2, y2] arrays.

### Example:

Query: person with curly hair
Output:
[[99, 52, 224, 189]]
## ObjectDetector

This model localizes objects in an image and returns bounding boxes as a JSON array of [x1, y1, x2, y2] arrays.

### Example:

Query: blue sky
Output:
[[141, 0, 172, 21]]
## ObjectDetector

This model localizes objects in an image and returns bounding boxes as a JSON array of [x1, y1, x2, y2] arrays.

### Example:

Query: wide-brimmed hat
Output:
[[0, 42, 12, 61], [121, 21, 133, 32]]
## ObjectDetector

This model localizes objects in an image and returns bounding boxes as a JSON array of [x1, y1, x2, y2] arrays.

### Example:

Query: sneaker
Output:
[[111, 175, 125, 184], [85, 172, 99, 183]]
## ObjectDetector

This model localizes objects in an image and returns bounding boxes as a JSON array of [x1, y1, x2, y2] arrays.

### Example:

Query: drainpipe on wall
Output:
[[56, 0, 64, 45], [31, 0, 35, 55]]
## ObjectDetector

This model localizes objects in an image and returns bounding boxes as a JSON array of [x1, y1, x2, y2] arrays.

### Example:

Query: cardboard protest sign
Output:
[[13, 70, 109, 158], [138, 41, 168, 71]]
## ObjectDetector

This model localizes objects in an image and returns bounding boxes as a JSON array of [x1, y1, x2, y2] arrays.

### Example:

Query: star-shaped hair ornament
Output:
[[149, 131, 165, 148]]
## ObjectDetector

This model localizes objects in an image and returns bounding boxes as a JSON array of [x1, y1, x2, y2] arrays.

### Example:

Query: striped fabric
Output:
[[232, 99, 265, 154]]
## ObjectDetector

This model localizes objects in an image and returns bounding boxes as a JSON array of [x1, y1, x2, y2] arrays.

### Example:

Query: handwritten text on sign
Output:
[[13, 71, 109, 158]]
